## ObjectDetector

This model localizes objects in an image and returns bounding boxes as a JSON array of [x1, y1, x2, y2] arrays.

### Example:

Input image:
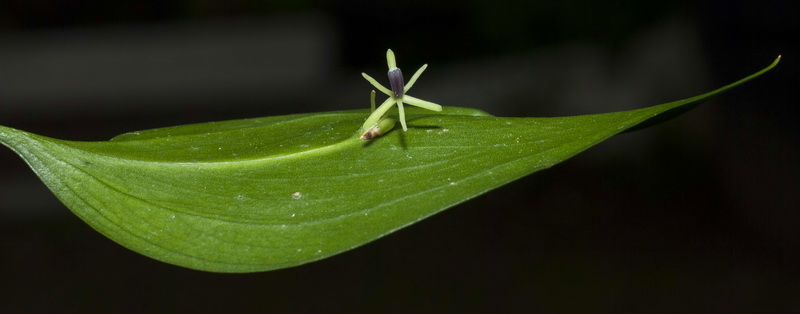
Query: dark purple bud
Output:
[[388, 67, 405, 98]]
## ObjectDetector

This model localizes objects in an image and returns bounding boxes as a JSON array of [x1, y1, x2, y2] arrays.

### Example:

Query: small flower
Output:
[[360, 49, 441, 140]]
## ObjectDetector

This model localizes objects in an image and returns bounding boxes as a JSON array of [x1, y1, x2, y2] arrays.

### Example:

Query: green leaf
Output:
[[0, 57, 779, 273]]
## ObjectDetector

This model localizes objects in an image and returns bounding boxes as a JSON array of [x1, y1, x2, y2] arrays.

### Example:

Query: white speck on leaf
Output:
[[292, 192, 302, 199]]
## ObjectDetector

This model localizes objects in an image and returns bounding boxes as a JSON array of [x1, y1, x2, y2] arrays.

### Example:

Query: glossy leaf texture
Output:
[[0, 57, 779, 273]]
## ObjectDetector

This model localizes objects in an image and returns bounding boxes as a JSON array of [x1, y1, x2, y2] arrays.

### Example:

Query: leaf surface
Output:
[[0, 57, 779, 272]]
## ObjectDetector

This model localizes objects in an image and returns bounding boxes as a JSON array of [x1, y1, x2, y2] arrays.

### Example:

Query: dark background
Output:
[[1, 1, 797, 312]]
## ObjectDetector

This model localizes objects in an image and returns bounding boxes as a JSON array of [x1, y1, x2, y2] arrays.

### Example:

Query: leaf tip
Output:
[[754, 55, 781, 76], [0, 125, 17, 146]]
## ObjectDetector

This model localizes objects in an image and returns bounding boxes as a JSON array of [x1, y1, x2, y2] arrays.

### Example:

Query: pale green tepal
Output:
[[0, 55, 780, 273], [360, 49, 442, 140]]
